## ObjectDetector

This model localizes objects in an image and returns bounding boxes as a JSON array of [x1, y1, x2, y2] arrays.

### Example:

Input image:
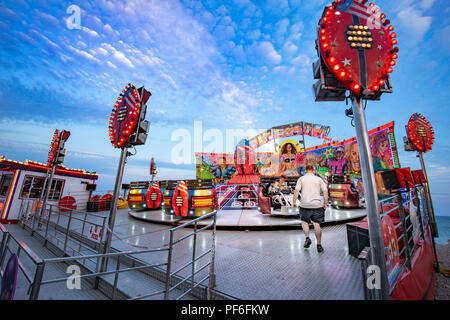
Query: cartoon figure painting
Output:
[[323, 146, 348, 176], [278, 142, 298, 176], [260, 156, 277, 176], [371, 131, 394, 172], [345, 143, 361, 176]]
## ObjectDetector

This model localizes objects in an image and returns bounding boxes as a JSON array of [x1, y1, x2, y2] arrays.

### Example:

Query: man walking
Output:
[[293, 165, 328, 252]]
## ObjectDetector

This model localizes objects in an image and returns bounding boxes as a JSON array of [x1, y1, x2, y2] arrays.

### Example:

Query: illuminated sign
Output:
[[248, 122, 331, 149], [318, 0, 398, 96], [406, 113, 435, 152]]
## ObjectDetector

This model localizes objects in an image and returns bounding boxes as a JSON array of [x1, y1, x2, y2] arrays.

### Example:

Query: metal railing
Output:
[[20, 199, 107, 260], [1, 199, 217, 300], [0, 224, 44, 299], [359, 184, 433, 299]]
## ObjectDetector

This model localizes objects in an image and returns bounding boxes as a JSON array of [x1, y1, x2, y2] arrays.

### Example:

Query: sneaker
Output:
[[317, 244, 324, 253], [304, 237, 312, 248]]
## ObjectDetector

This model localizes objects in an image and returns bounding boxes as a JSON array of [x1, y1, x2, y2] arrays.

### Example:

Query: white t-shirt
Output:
[[295, 173, 327, 209]]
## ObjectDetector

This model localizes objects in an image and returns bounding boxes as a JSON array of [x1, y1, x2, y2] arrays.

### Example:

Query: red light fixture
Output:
[[109, 83, 141, 148], [317, 0, 398, 97]]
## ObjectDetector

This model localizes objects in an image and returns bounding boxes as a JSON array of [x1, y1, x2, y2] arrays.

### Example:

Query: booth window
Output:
[[20, 176, 64, 200], [0, 175, 13, 197]]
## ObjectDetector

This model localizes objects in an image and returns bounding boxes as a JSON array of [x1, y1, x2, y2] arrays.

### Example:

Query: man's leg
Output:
[[301, 221, 310, 238], [312, 222, 322, 245]]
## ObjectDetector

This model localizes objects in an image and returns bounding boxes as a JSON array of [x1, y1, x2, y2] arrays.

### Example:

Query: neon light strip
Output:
[[1, 170, 20, 220]]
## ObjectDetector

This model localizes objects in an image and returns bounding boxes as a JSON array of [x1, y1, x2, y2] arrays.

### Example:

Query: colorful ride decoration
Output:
[[318, 0, 398, 96], [108, 83, 141, 148], [47, 129, 59, 166], [146, 181, 162, 209], [58, 196, 77, 212], [381, 215, 401, 288], [162, 179, 216, 217], [196, 121, 399, 182], [406, 113, 435, 153], [329, 182, 360, 208], [128, 188, 146, 210], [234, 139, 255, 175], [171, 181, 189, 217]]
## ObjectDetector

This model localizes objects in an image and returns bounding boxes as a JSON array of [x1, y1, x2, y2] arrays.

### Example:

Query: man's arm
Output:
[[321, 180, 328, 209], [293, 179, 301, 207], [293, 189, 299, 207]]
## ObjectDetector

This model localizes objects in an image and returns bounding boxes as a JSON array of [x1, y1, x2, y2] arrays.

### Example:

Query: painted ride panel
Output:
[[128, 181, 163, 211], [162, 179, 216, 217]]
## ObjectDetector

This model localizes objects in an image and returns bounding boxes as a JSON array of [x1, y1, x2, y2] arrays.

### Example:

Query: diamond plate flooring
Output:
[[6, 207, 366, 300]]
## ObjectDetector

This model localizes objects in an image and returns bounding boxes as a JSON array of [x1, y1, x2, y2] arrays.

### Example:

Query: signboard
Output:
[[89, 225, 103, 242], [406, 113, 435, 152], [381, 215, 401, 287], [318, 0, 398, 96], [108, 84, 141, 148], [47, 129, 59, 166], [248, 121, 331, 149]]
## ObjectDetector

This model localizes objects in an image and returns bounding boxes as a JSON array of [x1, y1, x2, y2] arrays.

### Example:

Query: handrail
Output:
[[359, 185, 432, 299], [10, 199, 217, 300]]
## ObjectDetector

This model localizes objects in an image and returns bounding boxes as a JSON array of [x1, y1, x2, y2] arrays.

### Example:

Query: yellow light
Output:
[[362, 43, 367, 48], [367, 44, 371, 48], [368, 38, 373, 42], [364, 26, 368, 30], [351, 43, 356, 47], [358, 37, 363, 41], [348, 36, 353, 41]]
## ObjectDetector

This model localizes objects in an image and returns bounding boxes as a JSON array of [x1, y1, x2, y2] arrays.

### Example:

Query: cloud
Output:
[[419, 0, 435, 10], [67, 45, 101, 64], [81, 26, 100, 38], [112, 50, 134, 68], [254, 41, 282, 64], [397, 6, 432, 45]]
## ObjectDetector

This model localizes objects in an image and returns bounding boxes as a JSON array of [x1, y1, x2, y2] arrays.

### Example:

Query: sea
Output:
[[435, 216, 450, 245]]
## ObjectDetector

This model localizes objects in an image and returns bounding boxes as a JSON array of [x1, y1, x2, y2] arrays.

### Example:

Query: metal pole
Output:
[[417, 151, 438, 237], [101, 147, 128, 272], [38, 164, 56, 229], [165, 230, 174, 300], [351, 97, 390, 300]]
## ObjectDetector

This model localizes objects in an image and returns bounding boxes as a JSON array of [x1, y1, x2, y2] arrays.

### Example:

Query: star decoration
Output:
[[379, 30, 385, 36], [331, 39, 338, 47], [377, 45, 383, 50], [377, 61, 383, 67], [342, 58, 351, 66], [337, 20, 341, 24]]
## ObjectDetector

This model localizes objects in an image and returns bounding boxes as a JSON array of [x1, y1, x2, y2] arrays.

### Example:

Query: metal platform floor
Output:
[[108, 209, 365, 299], [128, 207, 366, 230], [6, 208, 366, 300]]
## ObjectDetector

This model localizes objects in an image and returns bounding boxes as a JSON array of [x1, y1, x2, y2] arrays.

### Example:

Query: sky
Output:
[[0, 0, 450, 216]]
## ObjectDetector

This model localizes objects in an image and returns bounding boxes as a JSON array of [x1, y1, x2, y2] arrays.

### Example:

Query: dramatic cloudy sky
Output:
[[0, 0, 449, 214]]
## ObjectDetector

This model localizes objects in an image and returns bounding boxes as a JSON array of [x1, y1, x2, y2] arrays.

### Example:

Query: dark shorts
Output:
[[300, 207, 325, 224]]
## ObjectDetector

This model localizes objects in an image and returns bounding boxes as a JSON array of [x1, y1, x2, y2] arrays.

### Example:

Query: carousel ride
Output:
[[126, 119, 402, 227]]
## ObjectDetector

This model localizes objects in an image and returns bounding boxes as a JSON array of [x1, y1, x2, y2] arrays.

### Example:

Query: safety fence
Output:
[[358, 184, 435, 299], [0, 199, 217, 300]]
